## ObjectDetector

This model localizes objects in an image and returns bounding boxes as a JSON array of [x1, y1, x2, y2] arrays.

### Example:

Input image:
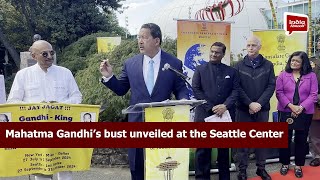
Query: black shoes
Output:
[[237, 170, 247, 180], [280, 165, 289, 176], [256, 169, 271, 180], [310, 158, 320, 167], [238, 169, 271, 180], [294, 167, 303, 178]]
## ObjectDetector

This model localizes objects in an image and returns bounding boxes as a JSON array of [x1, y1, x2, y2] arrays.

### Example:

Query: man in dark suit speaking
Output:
[[99, 23, 189, 180], [192, 42, 239, 180]]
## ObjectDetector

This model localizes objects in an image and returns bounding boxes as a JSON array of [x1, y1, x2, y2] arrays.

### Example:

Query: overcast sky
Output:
[[116, 0, 171, 35]]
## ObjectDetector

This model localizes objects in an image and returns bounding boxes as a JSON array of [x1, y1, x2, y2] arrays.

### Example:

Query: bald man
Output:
[[7, 40, 82, 180], [234, 36, 275, 180]]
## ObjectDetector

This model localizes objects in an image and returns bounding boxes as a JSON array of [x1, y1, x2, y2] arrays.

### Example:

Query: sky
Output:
[[116, 0, 171, 35]]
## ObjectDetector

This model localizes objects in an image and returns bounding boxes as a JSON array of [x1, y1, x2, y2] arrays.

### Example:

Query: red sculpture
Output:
[[195, 0, 244, 21]]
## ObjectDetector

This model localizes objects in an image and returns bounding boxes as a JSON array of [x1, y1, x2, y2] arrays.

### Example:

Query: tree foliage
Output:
[[75, 39, 138, 122], [58, 32, 115, 75], [0, 0, 28, 66], [7, 0, 125, 50], [0, 0, 125, 68]]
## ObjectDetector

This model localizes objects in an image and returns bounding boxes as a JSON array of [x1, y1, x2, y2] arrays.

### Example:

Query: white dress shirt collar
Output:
[[143, 48, 161, 64]]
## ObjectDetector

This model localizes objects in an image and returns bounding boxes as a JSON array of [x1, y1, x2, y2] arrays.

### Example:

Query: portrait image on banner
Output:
[[177, 20, 231, 98], [97, 37, 121, 53]]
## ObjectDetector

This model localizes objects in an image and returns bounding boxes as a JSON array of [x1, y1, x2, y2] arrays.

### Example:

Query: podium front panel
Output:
[[144, 105, 190, 180]]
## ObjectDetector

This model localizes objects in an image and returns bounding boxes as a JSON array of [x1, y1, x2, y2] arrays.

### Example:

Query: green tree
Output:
[[8, 0, 125, 50], [0, 0, 28, 66], [1, 0, 125, 67]]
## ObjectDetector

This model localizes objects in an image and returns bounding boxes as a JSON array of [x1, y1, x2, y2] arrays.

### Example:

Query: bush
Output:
[[75, 39, 138, 122], [59, 32, 115, 75]]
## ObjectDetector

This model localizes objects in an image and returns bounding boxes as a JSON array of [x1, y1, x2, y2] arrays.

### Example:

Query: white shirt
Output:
[[7, 63, 82, 104], [142, 49, 161, 85]]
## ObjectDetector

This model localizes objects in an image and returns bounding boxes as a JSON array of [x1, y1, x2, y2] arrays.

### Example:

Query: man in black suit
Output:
[[192, 42, 239, 180]]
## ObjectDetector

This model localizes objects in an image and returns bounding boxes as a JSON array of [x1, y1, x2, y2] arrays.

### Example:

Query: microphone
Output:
[[162, 63, 191, 80]]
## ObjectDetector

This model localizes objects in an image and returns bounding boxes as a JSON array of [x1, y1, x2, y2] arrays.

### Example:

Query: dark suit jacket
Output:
[[102, 50, 189, 122], [192, 62, 239, 122], [101, 50, 189, 171]]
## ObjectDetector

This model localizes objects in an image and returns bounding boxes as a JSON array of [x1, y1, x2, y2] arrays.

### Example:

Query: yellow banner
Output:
[[97, 37, 121, 53], [177, 20, 231, 170], [253, 30, 307, 76], [145, 105, 190, 180], [0, 103, 100, 177], [177, 20, 231, 68], [253, 30, 307, 121]]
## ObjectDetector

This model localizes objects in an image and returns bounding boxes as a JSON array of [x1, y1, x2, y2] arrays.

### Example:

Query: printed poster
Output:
[[0, 103, 100, 177]]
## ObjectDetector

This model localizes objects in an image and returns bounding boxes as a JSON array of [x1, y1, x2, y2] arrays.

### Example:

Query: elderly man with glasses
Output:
[[7, 40, 82, 180]]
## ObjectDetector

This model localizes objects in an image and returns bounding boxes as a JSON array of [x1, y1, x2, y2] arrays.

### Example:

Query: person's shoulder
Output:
[[307, 71, 317, 78], [160, 50, 180, 62], [224, 64, 237, 71], [261, 56, 273, 66], [53, 65, 73, 74], [15, 65, 35, 76], [278, 71, 292, 79], [125, 54, 143, 64], [194, 63, 207, 71], [221, 64, 237, 76], [234, 59, 244, 69]]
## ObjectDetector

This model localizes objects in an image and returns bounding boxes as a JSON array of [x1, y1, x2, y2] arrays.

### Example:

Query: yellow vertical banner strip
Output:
[[144, 105, 190, 180]]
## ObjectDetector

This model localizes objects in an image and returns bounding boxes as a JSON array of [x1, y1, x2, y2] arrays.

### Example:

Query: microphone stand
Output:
[[176, 73, 195, 101]]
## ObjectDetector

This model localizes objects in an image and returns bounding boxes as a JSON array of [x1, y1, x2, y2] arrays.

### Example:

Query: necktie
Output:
[[146, 60, 154, 95]]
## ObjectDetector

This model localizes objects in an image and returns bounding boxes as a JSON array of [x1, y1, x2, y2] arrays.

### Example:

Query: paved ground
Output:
[[0, 159, 312, 180]]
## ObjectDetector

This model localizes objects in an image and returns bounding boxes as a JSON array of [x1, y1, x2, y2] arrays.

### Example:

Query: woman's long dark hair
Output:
[[285, 51, 312, 75]]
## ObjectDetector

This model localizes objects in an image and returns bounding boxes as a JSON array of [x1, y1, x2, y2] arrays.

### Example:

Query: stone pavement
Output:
[[0, 159, 312, 180]]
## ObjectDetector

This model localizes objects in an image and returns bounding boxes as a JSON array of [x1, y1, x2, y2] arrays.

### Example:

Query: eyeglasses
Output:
[[40, 50, 55, 58]]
